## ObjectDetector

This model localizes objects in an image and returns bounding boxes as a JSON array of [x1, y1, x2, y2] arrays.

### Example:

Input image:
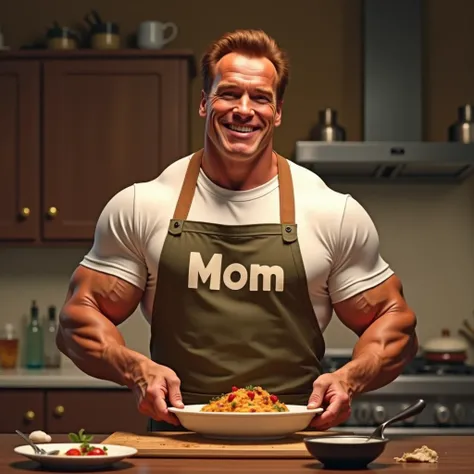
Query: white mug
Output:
[[137, 21, 178, 49]]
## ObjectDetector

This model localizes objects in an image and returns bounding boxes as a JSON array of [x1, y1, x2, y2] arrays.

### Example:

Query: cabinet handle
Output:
[[24, 410, 35, 421], [19, 207, 31, 218], [54, 405, 65, 417], [47, 206, 58, 218]]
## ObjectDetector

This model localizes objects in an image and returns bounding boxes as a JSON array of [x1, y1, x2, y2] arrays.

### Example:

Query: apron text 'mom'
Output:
[[188, 251, 285, 292]]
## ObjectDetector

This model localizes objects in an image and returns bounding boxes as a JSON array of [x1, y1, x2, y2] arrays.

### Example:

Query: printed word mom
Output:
[[188, 252, 284, 292]]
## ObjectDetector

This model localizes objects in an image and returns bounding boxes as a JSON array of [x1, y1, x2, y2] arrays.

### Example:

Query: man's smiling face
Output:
[[199, 52, 282, 160]]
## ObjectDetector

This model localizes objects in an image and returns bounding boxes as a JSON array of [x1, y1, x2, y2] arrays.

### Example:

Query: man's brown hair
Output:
[[201, 29, 289, 102]]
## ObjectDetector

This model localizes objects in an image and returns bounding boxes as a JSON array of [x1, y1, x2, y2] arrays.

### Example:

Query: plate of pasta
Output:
[[168, 385, 323, 440]]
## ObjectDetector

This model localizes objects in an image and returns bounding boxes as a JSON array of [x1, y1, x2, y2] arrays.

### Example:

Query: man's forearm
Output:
[[333, 311, 418, 396], [57, 302, 148, 389]]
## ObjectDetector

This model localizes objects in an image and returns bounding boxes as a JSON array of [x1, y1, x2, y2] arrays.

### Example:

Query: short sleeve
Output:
[[80, 185, 148, 290], [328, 196, 394, 303]]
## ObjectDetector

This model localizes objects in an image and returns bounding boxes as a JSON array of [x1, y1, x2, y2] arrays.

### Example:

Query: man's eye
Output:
[[221, 92, 238, 99], [254, 96, 270, 103]]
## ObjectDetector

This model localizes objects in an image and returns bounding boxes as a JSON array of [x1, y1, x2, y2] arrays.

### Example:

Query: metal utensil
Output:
[[366, 399, 426, 441], [15, 430, 59, 455]]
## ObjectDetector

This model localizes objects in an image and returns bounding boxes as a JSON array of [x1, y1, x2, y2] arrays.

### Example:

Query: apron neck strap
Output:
[[172, 149, 295, 225], [172, 149, 204, 222], [276, 153, 295, 225]]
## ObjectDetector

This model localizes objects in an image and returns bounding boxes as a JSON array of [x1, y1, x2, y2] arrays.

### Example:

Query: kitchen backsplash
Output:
[[1, 177, 473, 367]]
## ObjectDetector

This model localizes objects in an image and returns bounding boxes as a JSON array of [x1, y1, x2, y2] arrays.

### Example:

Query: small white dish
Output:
[[14, 443, 137, 471], [169, 404, 324, 440]]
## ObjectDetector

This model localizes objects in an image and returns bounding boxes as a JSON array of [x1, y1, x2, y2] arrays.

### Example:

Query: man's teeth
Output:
[[227, 124, 254, 133]]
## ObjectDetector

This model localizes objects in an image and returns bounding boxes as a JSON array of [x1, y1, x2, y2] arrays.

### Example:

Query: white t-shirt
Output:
[[80, 153, 393, 332]]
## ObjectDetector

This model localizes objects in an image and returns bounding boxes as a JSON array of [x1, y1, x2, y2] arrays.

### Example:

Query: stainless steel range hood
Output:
[[295, 0, 474, 183]]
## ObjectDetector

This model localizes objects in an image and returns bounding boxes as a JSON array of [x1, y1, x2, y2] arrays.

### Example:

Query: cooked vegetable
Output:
[[65, 429, 108, 456], [201, 386, 289, 412]]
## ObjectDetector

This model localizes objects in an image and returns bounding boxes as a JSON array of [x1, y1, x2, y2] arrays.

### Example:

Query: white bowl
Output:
[[14, 443, 137, 471], [168, 404, 324, 440]]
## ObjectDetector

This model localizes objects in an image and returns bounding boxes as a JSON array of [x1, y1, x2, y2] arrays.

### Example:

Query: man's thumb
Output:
[[168, 383, 184, 408], [307, 379, 329, 409]]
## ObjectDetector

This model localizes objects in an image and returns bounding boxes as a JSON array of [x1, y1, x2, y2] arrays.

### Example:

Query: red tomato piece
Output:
[[65, 448, 81, 456], [87, 447, 106, 456]]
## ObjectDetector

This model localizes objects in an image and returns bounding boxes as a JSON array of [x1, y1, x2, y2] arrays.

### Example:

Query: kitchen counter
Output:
[[1, 434, 473, 473], [0, 367, 124, 388]]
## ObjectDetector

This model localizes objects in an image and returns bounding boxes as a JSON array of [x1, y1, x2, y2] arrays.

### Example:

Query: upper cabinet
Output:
[[0, 61, 40, 241], [0, 50, 195, 243]]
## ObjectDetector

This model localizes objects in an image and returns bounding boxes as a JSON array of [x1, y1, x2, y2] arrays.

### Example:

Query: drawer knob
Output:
[[54, 405, 65, 416], [19, 207, 31, 218], [47, 206, 58, 218], [24, 410, 35, 421]]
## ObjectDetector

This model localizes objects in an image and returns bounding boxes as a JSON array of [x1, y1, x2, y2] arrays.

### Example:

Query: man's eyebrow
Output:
[[255, 87, 274, 96], [215, 83, 274, 96], [215, 82, 239, 90]]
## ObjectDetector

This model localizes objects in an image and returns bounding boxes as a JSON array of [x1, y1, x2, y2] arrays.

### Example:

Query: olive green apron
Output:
[[148, 149, 325, 431]]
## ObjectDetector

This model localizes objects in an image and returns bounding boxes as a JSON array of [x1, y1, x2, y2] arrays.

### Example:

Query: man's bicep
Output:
[[64, 265, 143, 325], [333, 275, 410, 336], [328, 196, 394, 307]]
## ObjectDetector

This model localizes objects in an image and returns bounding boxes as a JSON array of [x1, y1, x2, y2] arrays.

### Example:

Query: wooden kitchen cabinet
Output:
[[0, 389, 45, 433], [0, 388, 148, 434], [0, 61, 41, 241], [46, 389, 148, 434], [0, 50, 195, 243]]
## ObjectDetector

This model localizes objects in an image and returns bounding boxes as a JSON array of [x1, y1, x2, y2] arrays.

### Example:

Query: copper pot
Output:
[[423, 329, 468, 363]]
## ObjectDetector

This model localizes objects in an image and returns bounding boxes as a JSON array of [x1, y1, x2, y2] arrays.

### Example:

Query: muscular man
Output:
[[57, 29, 418, 431]]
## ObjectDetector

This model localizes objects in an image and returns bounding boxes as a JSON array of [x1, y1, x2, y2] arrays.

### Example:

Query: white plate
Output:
[[169, 404, 324, 440], [14, 443, 137, 471]]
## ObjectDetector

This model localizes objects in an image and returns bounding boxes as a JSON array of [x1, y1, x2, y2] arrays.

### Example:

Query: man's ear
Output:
[[274, 100, 283, 127], [199, 90, 208, 117]]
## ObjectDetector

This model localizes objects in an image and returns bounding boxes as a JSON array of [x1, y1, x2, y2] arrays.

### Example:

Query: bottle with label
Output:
[[25, 300, 43, 369], [43, 305, 61, 368]]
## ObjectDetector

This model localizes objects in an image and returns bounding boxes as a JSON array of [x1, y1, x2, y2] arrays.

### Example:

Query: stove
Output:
[[322, 350, 474, 435]]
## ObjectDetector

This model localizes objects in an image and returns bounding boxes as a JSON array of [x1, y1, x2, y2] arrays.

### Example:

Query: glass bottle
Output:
[[43, 305, 61, 368], [25, 300, 43, 369], [0, 323, 19, 369]]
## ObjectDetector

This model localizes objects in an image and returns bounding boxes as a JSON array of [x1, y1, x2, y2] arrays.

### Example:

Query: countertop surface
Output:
[[2, 433, 473, 473], [0, 367, 124, 388]]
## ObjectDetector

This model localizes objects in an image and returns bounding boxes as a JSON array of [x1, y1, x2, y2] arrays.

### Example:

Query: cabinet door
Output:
[[46, 389, 148, 434], [0, 61, 40, 241], [0, 389, 45, 433], [42, 59, 190, 240]]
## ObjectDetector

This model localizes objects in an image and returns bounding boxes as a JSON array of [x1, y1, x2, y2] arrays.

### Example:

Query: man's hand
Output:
[[307, 373, 352, 430], [130, 359, 185, 426], [305, 275, 417, 431]]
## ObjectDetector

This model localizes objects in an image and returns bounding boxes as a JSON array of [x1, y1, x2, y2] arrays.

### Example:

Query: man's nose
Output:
[[233, 95, 254, 119]]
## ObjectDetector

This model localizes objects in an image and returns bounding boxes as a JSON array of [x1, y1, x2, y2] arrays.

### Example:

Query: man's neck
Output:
[[201, 143, 278, 191]]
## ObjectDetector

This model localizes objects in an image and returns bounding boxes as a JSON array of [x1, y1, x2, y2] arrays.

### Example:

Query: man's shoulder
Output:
[[286, 158, 350, 210]]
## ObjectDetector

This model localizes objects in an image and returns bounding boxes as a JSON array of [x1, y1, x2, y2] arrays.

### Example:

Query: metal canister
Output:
[[310, 108, 346, 142], [448, 104, 474, 143]]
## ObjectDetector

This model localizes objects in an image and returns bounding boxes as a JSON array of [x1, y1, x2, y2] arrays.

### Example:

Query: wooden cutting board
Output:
[[102, 430, 350, 458]]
